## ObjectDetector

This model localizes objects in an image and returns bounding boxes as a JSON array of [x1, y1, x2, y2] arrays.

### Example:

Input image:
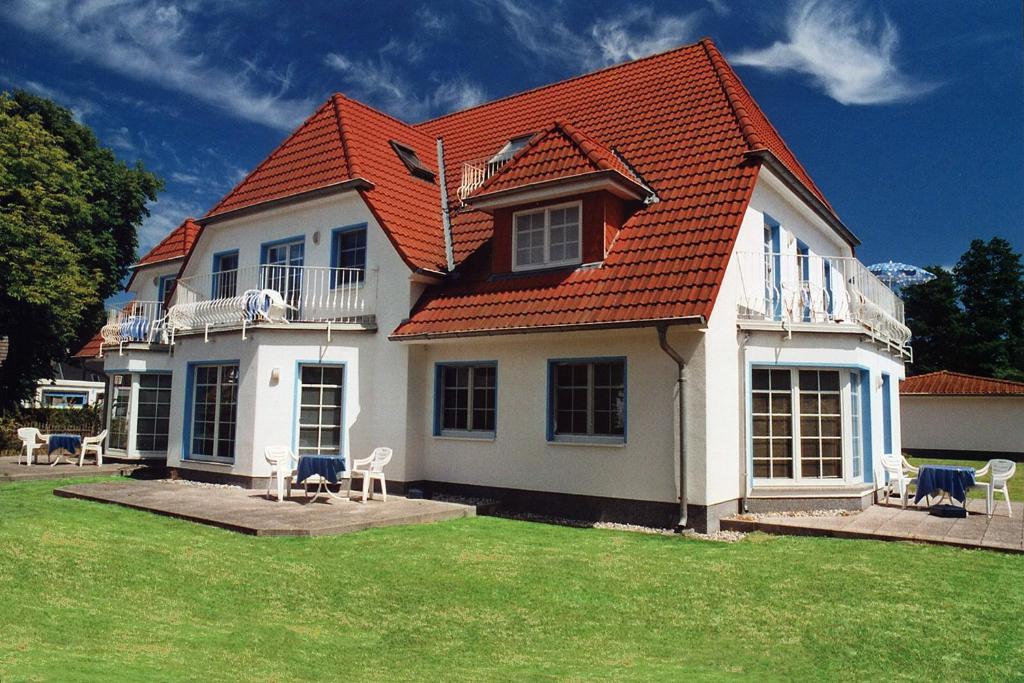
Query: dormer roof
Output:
[[134, 218, 201, 268]]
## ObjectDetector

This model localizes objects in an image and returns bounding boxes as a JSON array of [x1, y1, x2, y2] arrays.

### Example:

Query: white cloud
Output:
[[1, 0, 315, 130], [706, 0, 730, 16], [324, 51, 485, 122], [415, 5, 448, 32], [170, 171, 202, 185], [0, 75, 101, 122], [484, 0, 701, 72], [731, 0, 938, 105], [105, 126, 137, 154]]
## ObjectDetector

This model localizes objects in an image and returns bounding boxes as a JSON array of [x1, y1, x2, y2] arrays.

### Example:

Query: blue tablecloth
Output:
[[296, 455, 346, 484], [915, 465, 975, 504], [48, 434, 82, 455]]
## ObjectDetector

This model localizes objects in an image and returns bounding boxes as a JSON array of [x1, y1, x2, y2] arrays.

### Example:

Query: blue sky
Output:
[[1, 0, 1021, 271]]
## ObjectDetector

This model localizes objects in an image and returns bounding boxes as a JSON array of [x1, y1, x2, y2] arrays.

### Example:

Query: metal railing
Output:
[[100, 300, 168, 346], [458, 153, 516, 199], [168, 264, 372, 332], [734, 251, 911, 352]]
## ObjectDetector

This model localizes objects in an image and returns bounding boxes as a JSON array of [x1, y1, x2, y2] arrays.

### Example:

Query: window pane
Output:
[[752, 369, 770, 390], [296, 365, 344, 455]]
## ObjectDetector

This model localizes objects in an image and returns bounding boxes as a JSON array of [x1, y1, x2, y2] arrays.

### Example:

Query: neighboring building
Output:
[[28, 363, 106, 408], [76, 39, 910, 531], [901, 371, 1024, 460]]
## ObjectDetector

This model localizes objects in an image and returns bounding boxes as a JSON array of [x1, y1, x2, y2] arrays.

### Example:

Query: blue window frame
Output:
[[881, 373, 893, 454], [433, 362, 497, 437], [547, 357, 626, 443], [330, 223, 367, 287], [764, 217, 781, 320], [797, 240, 811, 322], [211, 250, 239, 299], [260, 236, 304, 314], [183, 361, 239, 463], [157, 274, 176, 309]]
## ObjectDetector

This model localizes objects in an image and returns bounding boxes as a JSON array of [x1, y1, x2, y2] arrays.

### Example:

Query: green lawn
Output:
[[906, 456, 1023, 502], [1, 478, 1022, 682]]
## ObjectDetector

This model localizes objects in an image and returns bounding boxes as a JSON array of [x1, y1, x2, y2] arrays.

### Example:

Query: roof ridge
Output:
[[206, 98, 339, 216], [330, 94, 361, 177], [413, 40, 707, 128]]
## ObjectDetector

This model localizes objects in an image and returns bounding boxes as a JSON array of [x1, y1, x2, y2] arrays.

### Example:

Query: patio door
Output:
[[108, 374, 131, 451], [261, 239, 304, 319]]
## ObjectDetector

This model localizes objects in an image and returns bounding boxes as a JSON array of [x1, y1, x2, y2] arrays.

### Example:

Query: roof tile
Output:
[[901, 371, 1024, 396]]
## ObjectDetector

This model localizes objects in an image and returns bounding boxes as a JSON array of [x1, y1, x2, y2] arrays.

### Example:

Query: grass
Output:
[[906, 456, 1023, 502], [1, 478, 1023, 682]]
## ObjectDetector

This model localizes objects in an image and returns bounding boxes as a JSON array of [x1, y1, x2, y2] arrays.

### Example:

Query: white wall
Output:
[[129, 261, 181, 301], [409, 327, 699, 504], [902, 396, 1024, 455]]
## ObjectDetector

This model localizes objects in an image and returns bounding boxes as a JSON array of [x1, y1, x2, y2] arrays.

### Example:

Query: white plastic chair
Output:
[[975, 459, 1016, 518], [880, 453, 920, 508], [351, 447, 393, 502], [17, 428, 46, 466], [264, 446, 298, 501], [80, 430, 107, 467]]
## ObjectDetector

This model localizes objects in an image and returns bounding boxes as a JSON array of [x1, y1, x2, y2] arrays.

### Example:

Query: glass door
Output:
[[261, 240, 304, 319]]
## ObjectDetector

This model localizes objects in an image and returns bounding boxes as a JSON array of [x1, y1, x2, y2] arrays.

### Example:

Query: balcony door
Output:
[[261, 238, 304, 319]]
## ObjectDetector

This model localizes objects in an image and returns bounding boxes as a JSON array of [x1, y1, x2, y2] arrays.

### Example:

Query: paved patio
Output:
[[0, 455, 147, 483], [721, 499, 1024, 553], [54, 480, 476, 536]]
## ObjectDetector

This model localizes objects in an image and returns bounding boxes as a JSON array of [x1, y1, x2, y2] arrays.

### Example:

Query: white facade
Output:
[[99, 171, 908, 529], [902, 395, 1024, 456]]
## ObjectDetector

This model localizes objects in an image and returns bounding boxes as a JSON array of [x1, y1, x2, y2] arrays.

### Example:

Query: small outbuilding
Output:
[[901, 370, 1024, 459]]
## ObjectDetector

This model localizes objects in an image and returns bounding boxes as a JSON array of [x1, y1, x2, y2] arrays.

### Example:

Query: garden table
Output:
[[914, 464, 975, 513], [296, 455, 349, 503], [47, 434, 82, 466]]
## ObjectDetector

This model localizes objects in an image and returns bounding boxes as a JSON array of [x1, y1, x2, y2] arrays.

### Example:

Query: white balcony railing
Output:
[[735, 251, 912, 353], [458, 153, 517, 199], [100, 300, 168, 346], [167, 264, 372, 333]]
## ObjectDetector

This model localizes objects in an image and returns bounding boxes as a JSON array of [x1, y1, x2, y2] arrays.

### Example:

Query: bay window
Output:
[[752, 367, 866, 483]]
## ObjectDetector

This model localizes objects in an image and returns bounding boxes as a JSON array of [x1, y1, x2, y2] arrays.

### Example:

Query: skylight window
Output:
[[390, 141, 435, 182]]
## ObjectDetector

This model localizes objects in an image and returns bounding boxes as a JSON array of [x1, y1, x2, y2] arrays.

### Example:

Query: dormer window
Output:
[[390, 140, 435, 182], [490, 133, 534, 164], [512, 201, 581, 271]]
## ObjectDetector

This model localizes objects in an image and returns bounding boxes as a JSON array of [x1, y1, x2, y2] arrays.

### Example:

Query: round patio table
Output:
[[914, 464, 975, 515], [296, 455, 348, 503]]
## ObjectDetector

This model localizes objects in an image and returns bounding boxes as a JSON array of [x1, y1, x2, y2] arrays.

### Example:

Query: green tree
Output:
[[902, 266, 966, 375], [0, 91, 161, 408], [903, 238, 1024, 381]]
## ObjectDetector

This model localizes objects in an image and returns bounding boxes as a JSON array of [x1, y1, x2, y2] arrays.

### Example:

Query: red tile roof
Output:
[[468, 119, 643, 199], [135, 218, 201, 267], [901, 371, 1024, 396], [73, 330, 104, 359], [205, 94, 447, 272], [391, 38, 832, 338]]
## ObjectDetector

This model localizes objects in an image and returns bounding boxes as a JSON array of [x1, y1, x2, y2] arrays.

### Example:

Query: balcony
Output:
[[100, 300, 168, 347], [457, 153, 516, 199], [734, 251, 912, 357], [168, 265, 373, 334]]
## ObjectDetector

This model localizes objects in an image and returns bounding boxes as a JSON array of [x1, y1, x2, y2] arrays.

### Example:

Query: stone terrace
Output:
[[54, 480, 475, 537], [0, 455, 146, 483], [722, 499, 1024, 553]]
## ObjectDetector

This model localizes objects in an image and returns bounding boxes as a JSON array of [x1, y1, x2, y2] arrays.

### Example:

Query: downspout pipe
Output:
[[656, 322, 687, 530], [435, 137, 456, 273]]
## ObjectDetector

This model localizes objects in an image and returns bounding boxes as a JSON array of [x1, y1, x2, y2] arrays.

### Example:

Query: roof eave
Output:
[[198, 178, 375, 227], [464, 170, 649, 212], [746, 149, 860, 248], [388, 315, 706, 342]]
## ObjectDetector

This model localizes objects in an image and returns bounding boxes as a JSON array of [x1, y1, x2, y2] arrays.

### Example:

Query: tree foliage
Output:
[[904, 238, 1024, 381], [0, 91, 161, 408]]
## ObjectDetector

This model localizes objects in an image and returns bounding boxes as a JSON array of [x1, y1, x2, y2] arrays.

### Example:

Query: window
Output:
[[109, 374, 131, 450], [189, 364, 239, 462], [297, 365, 344, 457], [513, 203, 581, 271], [763, 218, 781, 320], [261, 238, 304, 315], [490, 133, 534, 164], [798, 370, 842, 478], [751, 368, 856, 482], [331, 225, 367, 286], [850, 371, 863, 479], [390, 140, 435, 181], [212, 251, 239, 299], [136, 374, 171, 452], [41, 391, 88, 408], [435, 363, 497, 437], [882, 373, 893, 454], [549, 358, 625, 443], [157, 274, 176, 311], [751, 369, 793, 478]]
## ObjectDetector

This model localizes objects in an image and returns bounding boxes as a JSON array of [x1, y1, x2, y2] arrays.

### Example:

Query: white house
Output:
[[901, 371, 1024, 460], [76, 39, 910, 531]]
